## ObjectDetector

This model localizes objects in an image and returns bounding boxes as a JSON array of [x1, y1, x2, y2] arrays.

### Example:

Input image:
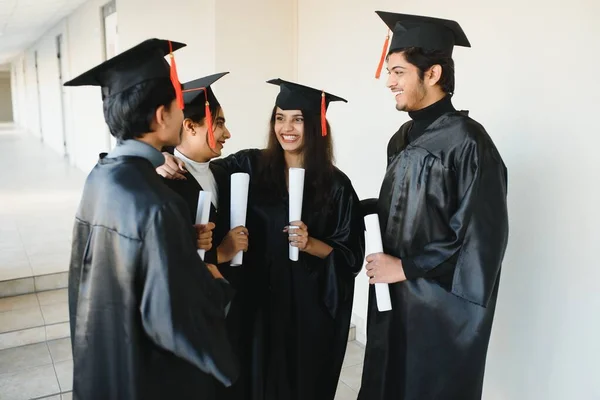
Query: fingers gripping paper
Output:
[[230, 173, 250, 266], [288, 168, 305, 261], [364, 214, 392, 312], [195, 191, 212, 261]]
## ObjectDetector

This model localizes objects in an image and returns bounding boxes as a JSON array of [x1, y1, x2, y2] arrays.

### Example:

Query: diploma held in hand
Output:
[[288, 168, 305, 261], [364, 214, 392, 312], [195, 191, 212, 261], [230, 173, 250, 266]]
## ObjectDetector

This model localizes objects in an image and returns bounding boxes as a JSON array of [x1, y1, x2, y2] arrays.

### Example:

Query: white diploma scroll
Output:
[[195, 191, 212, 261], [364, 214, 393, 312], [288, 167, 305, 261], [230, 173, 250, 266]]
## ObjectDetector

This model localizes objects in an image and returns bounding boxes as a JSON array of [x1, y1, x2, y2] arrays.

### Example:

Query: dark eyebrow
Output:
[[390, 65, 406, 71], [275, 113, 303, 118], [216, 117, 225, 123]]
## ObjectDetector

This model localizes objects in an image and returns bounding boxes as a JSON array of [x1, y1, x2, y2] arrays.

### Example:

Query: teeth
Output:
[[282, 135, 298, 141]]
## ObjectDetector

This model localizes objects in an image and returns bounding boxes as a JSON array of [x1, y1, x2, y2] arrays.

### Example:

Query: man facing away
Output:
[[64, 38, 238, 400], [359, 12, 509, 400]]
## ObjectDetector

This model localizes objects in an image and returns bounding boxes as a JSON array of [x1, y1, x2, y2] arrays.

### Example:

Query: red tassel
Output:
[[375, 30, 391, 79], [168, 41, 184, 109], [204, 89, 216, 149], [321, 91, 327, 137]]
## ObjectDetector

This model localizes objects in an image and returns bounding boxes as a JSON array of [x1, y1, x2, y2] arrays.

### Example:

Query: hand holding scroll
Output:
[[365, 253, 407, 284]]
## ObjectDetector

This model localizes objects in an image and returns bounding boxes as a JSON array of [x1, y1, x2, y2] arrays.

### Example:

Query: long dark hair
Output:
[[257, 105, 335, 211]]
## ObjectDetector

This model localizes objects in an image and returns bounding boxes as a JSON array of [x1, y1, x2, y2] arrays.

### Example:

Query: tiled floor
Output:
[[0, 125, 85, 282], [0, 288, 364, 399], [0, 126, 365, 399], [0, 289, 72, 399]]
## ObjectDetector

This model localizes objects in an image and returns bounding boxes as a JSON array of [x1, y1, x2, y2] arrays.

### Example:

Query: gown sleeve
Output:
[[139, 201, 239, 386], [211, 148, 260, 175], [319, 180, 366, 318], [400, 138, 509, 307]]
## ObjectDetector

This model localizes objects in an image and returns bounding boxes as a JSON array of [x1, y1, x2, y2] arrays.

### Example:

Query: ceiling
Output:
[[0, 0, 90, 65]]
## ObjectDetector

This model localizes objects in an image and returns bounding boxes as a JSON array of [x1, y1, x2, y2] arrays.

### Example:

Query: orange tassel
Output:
[[321, 91, 327, 137], [204, 89, 216, 149], [375, 29, 391, 79], [168, 41, 184, 109]]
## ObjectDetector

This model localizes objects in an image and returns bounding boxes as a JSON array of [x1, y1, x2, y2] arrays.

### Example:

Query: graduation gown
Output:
[[358, 111, 509, 400], [161, 160, 253, 400], [213, 149, 365, 400], [68, 152, 238, 400], [161, 162, 230, 267]]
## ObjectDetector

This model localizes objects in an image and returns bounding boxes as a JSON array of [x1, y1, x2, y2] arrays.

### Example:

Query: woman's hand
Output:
[[217, 226, 250, 263], [195, 222, 215, 251], [285, 221, 309, 251]]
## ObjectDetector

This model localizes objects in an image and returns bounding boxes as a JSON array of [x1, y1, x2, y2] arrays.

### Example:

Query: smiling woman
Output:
[[160, 77, 366, 400]]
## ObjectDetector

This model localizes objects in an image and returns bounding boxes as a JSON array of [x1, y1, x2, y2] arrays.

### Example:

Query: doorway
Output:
[[56, 34, 69, 158], [102, 0, 118, 150], [34, 51, 43, 142]]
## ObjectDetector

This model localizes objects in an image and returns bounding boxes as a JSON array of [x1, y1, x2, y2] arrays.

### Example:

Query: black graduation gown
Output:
[[358, 112, 509, 400], [161, 162, 230, 266], [68, 155, 238, 400], [213, 149, 365, 400], [161, 162, 253, 400]]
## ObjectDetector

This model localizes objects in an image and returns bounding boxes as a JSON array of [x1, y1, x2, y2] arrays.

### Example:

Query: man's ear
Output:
[[154, 104, 168, 129], [426, 64, 443, 87]]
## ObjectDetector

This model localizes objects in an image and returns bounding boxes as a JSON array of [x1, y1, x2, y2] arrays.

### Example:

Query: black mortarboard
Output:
[[374, 12, 470, 78], [181, 72, 229, 149], [63, 38, 186, 107], [182, 72, 229, 117], [267, 78, 347, 137]]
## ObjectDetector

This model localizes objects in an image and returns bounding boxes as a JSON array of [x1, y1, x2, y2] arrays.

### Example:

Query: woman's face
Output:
[[184, 107, 230, 159], [273, 107, 304, 154]]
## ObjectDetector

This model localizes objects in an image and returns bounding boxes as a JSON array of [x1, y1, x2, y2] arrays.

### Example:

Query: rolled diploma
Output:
[[230, 173, 250, 266], [364, 214, 393, 312], [288, 167, 305, 261], [195, 191, 212, 261]]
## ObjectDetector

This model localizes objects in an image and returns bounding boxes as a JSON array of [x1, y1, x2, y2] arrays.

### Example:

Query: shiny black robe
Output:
[[358, 111, 509, 400], [68, 155, 238, 400], [213, 149, 365, 400]]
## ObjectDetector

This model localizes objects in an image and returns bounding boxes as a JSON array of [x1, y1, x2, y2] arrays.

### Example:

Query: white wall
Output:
[[10, 0, 295, 171], [0, 72, 13, 121], [297, 0, 600, 399], [214, 0, 297, 153]]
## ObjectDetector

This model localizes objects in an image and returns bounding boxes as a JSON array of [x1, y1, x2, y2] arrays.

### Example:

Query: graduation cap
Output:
[[63, 38, 186, 109], [181, 72, 229, 149], [267, 78, 347, 137], [374, 11, 471, 78]]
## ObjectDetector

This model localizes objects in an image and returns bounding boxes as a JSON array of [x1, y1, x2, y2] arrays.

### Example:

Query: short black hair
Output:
[[103, 77, 176, 141], [392, 47, 455, 94]]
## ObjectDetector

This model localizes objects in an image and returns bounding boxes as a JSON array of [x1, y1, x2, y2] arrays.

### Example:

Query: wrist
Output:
[[304, 236, 313, 253], [395, 258, 407, 282], [216, 245, 227, 264]]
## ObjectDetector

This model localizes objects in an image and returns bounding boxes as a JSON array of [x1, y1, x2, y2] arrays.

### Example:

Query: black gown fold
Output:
[[213, 149, 365, 400], [358, 111, 509, 400], [68, 155, 238, 400]]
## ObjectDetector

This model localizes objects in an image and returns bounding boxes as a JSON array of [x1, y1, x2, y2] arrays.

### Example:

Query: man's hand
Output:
[[195, 222, 215, 251], [156, 152, 187, 180], [217, 226, 249, 264], [365, 253, 407, 284], [206, 263, 223, 279]]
